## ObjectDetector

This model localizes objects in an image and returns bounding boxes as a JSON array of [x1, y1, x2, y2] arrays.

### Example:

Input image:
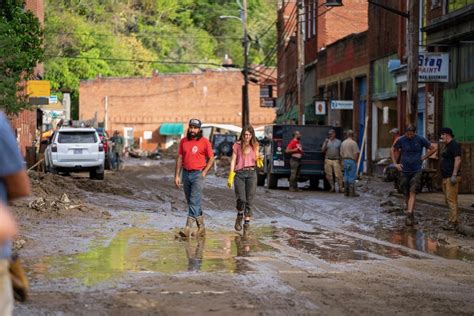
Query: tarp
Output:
[[160, 123, 184, 136]]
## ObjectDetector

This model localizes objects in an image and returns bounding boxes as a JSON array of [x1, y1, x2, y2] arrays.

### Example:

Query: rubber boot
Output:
[[234, 213, 244, 231], [196, 216, 206, 237], [405, 212, 416, 226], [339, 181, 345, 194], [329, 182, 335, 193], [344, 182, 350, 197], [179, 216, 195, 239], [349, 184, 360, 197]]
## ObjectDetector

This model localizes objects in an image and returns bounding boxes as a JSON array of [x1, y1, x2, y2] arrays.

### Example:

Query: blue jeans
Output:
[[343, 159, 357, 184], [182, 170, 203, 218]]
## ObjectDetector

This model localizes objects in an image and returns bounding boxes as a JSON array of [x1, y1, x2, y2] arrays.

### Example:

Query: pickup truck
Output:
[[258, 125, 343, 190]]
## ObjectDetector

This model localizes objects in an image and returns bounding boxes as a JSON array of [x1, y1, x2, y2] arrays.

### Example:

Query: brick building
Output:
[[8, 0, 44, 157], [79, 69, 276, 150], [276, 0, 368, 124]]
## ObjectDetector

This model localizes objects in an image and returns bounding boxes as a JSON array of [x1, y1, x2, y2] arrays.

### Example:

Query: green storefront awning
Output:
[[160, 123, 184, 136]]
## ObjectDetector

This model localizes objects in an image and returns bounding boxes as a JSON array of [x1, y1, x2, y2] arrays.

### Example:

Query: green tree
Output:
[[0, 0, 44, 114]]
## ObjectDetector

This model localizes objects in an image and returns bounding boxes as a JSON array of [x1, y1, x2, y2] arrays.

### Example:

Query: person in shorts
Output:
[[391, 125, 436, 226]]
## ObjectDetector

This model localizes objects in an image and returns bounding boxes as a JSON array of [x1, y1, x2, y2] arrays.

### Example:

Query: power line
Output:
[[45, 55, 222, 66]]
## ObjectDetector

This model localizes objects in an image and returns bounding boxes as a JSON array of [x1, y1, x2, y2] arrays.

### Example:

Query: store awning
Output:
[[160, 123, 184, 136]]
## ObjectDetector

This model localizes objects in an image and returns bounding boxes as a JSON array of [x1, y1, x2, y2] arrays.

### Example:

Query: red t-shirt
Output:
[[178, 137, 214, 171], [287, 139, 303, 154]]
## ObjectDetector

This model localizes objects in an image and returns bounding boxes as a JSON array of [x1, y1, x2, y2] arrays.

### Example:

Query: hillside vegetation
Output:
[[44, 0, 277, 117]]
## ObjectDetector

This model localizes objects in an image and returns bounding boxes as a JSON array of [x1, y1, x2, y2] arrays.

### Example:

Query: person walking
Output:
[[110, 130, 125, 170], [340, 130, 360, 197], [228, 125, 263, 234], [175, 119, 214, 239], [391, 125, 436, 226], [285, 131, 303, 192], [322, 129, 344, 193], [439, 127, 462, 230], [0, 111, 32, 315]]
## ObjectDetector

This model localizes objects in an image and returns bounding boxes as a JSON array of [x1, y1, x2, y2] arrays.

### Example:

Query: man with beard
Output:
[[175, 119, 214, 238]]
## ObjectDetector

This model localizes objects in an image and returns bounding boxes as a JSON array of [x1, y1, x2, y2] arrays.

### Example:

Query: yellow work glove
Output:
[[227, 171, 236, 189], [256, 157, 264, 169]]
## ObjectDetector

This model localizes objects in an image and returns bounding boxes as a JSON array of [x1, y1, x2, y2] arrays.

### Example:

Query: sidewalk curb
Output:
[[389, 192, 474, 214]]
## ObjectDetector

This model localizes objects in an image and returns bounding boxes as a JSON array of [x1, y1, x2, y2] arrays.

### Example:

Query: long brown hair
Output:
[[238, 125, 258, 152]]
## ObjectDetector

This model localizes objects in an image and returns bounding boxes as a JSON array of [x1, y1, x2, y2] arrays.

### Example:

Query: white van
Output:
[[45, 127, 105, 180]]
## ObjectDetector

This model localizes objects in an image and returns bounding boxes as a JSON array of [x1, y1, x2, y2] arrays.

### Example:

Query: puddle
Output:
[[375, 227, 474, 262], [282, 227, 474, 262], [30, 227, 277, 286], [282, 228, 421, 262]]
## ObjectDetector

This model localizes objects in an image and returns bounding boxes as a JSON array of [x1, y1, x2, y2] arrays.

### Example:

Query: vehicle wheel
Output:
[[323, 178, 331, 191], [267, 173, 278, 189], [104, 157, 111, 170], [257, 173, 266, 186], [309, 177, 320, 190], [95, 171, 104, 180], [219, 142, 232, 157]]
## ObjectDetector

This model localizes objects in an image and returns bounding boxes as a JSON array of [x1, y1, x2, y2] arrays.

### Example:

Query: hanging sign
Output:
[[418, 52, 449, 83], [315, 101, 326, 115], [330, 100, 353, 110]]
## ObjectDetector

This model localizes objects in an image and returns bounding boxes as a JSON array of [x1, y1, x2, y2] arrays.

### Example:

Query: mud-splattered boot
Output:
[[179, 216, 195, 239], [234, 212, 244, 231], [405, 212, 416, 226], [329, 182, 335, 193], [349, 184, 359, 197], [344, 182, 350, 197], [196, 216, 206, 237]]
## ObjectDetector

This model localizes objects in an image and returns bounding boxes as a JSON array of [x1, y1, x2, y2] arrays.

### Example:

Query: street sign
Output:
[[330, 100, 353, 110], [315, 101, 326, 115], [27, 80, 50, 97], [418, 52, 449, 83], [49, 95, 58, 103]]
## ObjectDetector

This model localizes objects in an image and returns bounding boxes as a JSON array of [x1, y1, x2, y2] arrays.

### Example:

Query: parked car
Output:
[[259, 124, 342, 190], [95, 127, 112, 170], [44, 127, 105, 180]]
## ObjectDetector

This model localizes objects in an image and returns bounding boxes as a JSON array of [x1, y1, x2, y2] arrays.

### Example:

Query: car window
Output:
[[58, 132, 97, 143]]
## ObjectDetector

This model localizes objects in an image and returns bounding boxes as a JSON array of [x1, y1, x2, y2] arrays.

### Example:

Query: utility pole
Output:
[[241, 0, 250, 127], [406, 0, 419, 126], [297, 0, 305, 125]]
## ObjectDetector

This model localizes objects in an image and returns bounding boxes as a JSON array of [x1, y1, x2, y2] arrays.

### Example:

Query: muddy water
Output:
[[30, 227, 277, 286], [374, 227, 474, 261]]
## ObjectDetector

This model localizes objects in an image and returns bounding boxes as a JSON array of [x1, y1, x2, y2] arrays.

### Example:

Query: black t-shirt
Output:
[[440, 140, 462, 178]]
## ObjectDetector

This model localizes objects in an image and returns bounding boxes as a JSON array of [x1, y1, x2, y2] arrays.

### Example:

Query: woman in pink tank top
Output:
[[227, 125, 262, 235]]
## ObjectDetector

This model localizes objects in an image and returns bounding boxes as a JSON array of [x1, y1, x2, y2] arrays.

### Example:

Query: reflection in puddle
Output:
[[284, 227, 474, 262], [32, 227, 276, 285], [283, 228, 420, 262], [378, 228, 474, 262]]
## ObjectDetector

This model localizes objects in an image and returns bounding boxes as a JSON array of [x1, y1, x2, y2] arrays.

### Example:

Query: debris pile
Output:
[[28, 193, 84, 213]]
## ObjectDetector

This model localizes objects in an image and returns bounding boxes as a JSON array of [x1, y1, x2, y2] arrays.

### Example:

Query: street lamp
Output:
[[219, 0, 250, 128]]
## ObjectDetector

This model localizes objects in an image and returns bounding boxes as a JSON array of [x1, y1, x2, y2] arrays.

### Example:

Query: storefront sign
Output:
[[330, 100, 353, 110], [418, 52, 449, 83], [315, 101, 326, 115]]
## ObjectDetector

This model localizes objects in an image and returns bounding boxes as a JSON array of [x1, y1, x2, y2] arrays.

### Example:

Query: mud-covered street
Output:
[[11, 159, 474, 315]]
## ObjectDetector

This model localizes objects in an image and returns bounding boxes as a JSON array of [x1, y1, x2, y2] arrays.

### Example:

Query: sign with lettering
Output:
[[418, 52, 449, 83], [330, 100, 353, 110]]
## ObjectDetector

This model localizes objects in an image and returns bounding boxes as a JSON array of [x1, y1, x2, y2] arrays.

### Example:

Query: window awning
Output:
[[160, 123, 184, 136]]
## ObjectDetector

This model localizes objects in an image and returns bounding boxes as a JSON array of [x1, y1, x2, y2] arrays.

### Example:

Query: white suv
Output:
[[45, 127, 105, 180]]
